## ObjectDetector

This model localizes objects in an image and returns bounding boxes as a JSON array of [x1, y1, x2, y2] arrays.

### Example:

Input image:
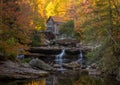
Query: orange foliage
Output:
[[0, 0, 33, 59]]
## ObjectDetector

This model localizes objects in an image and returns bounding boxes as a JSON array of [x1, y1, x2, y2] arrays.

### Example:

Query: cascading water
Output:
[[77, 50, 83, 66], [55, 49, 65, 65], [17, 54, 25, 59], [55, 49, 66, 72], [17, 48, 25, 59]]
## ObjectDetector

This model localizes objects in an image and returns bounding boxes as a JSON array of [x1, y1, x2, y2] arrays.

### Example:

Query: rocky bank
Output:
[[0, 60, 49, 79]]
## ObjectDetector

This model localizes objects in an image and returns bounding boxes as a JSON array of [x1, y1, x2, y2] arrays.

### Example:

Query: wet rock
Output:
[[85, 65, 101, 76], [53, 64, 62, 68], [54, 38, 79, 47], [65, 48, 80, 55], [29, 47, 61, 54], [63, 61, 81, 69], [88, 69, 101, 75], [29, 58, 54, 71], [91, 63, 97, 69], [0, 61, 49, 79], [28, 46, 89, 56], [41, 39, 51, 46], [81, 69, 89, 75]]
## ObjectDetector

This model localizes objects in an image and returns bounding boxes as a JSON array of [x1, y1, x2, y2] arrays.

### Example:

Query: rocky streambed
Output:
[[0, 44, 101, 80], [0, 45, 87, 80], [0, 58, 119, 85], [0, 45, 119, 82], [0, 60, 120, 85], [26, 46, 90, 58], [0, 58, 99, 80], [0, 60, 49, 79]]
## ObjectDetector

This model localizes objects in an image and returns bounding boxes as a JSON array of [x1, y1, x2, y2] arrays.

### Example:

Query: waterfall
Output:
[[55, 49, 66, 72], [55, 49, 65, 65], [17, 54, 25, 59], [77, 50, 83, 66], [17, 48, 25, 59]]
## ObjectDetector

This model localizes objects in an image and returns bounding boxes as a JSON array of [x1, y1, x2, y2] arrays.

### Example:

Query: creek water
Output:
[[55, 49, 65, 65], [77, 50, 83, 66], [55, 49, 66, 72], [0, 72, 119, 85], [1, 50, 119, 85]]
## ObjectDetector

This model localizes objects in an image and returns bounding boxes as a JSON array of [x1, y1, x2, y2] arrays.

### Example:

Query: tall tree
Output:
[[77, 0, 120, 76]]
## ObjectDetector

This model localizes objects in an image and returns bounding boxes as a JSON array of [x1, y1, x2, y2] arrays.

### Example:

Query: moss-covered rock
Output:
[[29, 58, 54, 71]]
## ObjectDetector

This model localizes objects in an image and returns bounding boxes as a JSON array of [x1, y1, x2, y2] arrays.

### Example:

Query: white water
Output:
[[17, 54, 25, 59], [77, 50, 83, 66], [55, 49, 65, 65], [55, 49, 66, 72]]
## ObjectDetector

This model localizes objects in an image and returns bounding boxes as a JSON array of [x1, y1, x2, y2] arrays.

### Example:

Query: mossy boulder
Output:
[[29, 58, 54, 71]]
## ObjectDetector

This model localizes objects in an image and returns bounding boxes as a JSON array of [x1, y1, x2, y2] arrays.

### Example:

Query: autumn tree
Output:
[[29, 0, 47, 30], [76, 0, 120, 76], [0, 0, 33, 60]]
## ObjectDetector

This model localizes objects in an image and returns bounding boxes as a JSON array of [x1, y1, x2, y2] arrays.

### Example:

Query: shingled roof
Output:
[[47, 16, 66, 23]]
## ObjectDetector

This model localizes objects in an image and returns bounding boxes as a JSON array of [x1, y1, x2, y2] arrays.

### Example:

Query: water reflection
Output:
[[74, 75, 102, 85], [25, 79, 46, 85], [0, 75, 119, 85]]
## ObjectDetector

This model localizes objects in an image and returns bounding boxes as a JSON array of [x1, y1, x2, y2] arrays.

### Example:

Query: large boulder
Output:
[[29, 58, 54, 71]]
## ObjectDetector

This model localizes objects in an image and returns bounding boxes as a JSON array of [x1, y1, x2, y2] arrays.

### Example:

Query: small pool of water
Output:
[[0, 72, 119, 85]]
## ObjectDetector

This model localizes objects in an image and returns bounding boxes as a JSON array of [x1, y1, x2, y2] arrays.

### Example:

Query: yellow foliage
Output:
[[35, 26, 42, 30], [45, 2, 56, 17], [25, 79, 46, 85]]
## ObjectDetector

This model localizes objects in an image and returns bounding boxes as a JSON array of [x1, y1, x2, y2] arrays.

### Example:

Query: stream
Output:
[[0, 49, 120, 85], [0, 73, 119, 85]]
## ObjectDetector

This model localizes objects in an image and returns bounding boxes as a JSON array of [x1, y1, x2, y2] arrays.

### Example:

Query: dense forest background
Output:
[[0, 0, 120, 77]]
